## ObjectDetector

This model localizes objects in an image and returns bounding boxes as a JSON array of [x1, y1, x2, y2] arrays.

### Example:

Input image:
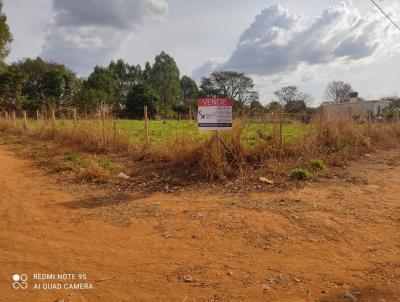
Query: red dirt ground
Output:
[[0, 146, 399, 302]]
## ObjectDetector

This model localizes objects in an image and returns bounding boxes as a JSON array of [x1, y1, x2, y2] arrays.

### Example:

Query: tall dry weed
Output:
[[2, 114, 400, 181]]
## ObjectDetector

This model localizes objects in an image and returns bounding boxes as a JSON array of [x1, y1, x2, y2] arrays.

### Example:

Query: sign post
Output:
[[197, 98, 233, 155]]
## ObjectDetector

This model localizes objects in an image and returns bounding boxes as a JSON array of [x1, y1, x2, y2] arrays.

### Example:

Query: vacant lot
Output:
[[0, 140, 399, 301], [18, 118, 310, 145]]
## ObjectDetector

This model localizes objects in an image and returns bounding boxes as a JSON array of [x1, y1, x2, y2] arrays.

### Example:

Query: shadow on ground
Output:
[[59, 192, 141, 209], [317, 286, 400, 302]]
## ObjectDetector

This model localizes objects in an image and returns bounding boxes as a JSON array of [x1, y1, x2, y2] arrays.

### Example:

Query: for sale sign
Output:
[[197, 98, 233, 131]]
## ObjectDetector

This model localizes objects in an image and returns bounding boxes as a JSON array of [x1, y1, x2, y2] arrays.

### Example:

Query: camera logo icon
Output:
[[12, 274, 28, 289]]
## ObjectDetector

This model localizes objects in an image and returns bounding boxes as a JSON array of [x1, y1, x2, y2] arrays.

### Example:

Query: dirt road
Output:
[[1, 146, 400, 302]]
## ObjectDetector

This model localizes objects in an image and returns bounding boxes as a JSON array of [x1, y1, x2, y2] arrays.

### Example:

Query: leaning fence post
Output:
[[23, 110, 28, 130], [144, 106, 149, 145]]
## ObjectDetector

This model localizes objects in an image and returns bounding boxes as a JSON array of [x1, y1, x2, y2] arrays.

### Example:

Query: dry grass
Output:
[[35, 121, 133, 154], [1, 113, 400, 181], [76, 159, 111, 183]]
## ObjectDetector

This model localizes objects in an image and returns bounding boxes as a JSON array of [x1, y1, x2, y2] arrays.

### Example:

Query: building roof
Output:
[[323, 100, 391, 107]]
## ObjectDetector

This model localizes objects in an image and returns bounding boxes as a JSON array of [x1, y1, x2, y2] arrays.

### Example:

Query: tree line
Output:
[[0, 53, 262, 118], [0, 52, 315, 119], [0, 53, 365, 120]]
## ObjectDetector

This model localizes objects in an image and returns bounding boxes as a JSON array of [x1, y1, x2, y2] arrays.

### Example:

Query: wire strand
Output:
[[370, 0, 400, 32]]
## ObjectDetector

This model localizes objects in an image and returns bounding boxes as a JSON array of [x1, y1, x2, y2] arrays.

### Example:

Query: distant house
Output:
[[323, 100, 391, 121]]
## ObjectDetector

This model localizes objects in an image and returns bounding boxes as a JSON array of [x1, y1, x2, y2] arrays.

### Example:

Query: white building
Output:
[[324, 100, 391, 121]]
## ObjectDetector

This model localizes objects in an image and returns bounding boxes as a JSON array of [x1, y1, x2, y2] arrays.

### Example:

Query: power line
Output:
[[369, 0, 400, 32]]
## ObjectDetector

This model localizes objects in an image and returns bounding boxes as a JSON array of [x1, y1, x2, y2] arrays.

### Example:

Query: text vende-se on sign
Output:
[[197, 98, 233, 131]]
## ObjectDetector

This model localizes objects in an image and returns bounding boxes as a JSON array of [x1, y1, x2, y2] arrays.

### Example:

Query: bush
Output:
[[290, 168, 312, 180], [124, 83, 159, 119], [310, 159, 326, 171]]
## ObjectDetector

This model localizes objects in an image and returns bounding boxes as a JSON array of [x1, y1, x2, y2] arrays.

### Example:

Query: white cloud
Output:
[[192, 57, 226, 81], [195, 1, 400, 78], [41, 0, 168, 74]]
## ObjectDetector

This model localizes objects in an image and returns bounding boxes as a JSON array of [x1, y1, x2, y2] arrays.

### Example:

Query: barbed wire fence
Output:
[[0, 106, 398, 151]]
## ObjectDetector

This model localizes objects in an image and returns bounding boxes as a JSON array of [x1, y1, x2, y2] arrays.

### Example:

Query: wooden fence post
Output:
[[113, 114, 117, 143], [12, 111, 16, 126], [144, 106, 149, 145], [73, 108, 77, 121], [3, 111, 8, 126], [23, 110, 28, 130], [279, 106, 284, 150], [189, 106, 193, 122], [101, 107, 106, 144], [51, 110, 56, 131], [384, 110, 387, 125], [36, 110, 40, 126]]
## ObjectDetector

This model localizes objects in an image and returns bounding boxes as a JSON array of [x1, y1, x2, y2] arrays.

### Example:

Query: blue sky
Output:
[[4, 0, 400, 105]]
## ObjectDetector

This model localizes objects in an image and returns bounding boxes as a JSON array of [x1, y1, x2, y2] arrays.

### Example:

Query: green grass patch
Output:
[[64, 153, 85, 165], [310, 159, 326, 171], [18, 118, 312, 147], [97, 160, 119, 171], [290, 168, 312, 180]]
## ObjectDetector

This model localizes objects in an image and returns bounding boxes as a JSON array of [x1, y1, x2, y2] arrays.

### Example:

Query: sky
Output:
[[3, 0, 400, 106]]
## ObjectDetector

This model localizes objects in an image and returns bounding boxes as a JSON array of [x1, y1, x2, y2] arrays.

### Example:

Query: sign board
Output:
[[197, 98, 233, 131], [349, 92, 358, 98]]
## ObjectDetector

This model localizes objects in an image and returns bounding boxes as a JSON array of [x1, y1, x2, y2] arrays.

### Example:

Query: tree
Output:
[[383, 96, 400, 109], [2, 57, 77, 110], [40, 68, 76, 110], [267, 101, 282, 112], [0, 65, 27, 110], [274, 86, 313, 115], [324, 81, 353, 103], [107, 59, 144, 107], [150, 51, 182, 117], [129, 64, 143, 85], [284, 100, 307, 114], [381, 96, 400, 118], [107, 59, 128, 101], [12, 57, 57, 108], [274, 86, 298, 105], [248, 100, 266, 117], [83, 66, 117, 113], [283, 92, 312, 114], [0, 1, 12, 71], [180, 75, 198, 109], [143, 62, 152, 83], [124, 83, 159, 119], [200, 71, 258, 112]]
